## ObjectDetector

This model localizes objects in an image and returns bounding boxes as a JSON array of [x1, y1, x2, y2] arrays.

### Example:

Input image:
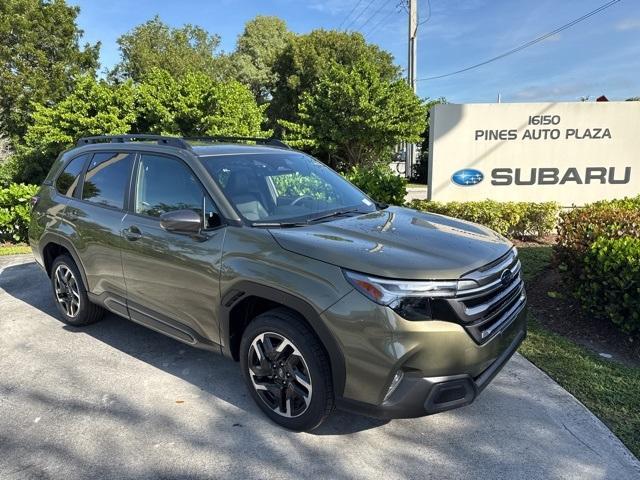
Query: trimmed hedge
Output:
[[409, 199, 560, 238], [344, 163, 407, 205], [555, 195, 640, 335], [0, 183, 39, 243], [576, 236, 640, 334], [555, 197, 640, 278]]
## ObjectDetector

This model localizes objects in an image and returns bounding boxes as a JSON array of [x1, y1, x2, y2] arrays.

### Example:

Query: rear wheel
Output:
[[51, 255, 104, 326], [240, 308, 334, 431]]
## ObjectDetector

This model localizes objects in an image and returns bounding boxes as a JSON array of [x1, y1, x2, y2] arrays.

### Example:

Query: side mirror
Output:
[[160, 209, 202, 234]]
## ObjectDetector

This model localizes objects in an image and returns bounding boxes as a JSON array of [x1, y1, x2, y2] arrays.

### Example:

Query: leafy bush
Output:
[[271, 173, 337, 202], [0, 183, 39, 243], [279, 59, 426, 170], [15, 71, 268, 185], [409, 199, 560, 238], [575, 237, 640, 334], [344, 163, 407, 205], [555, 197, 640, 277], [0, 133, 16, 187]]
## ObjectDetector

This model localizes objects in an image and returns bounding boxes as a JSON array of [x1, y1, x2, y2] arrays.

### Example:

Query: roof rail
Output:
[[184, 136, 291, 149], [76, 134, 192, 150]]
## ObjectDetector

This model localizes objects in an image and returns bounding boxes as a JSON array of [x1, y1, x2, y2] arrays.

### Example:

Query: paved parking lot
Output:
[[1, 254, 639, 480]]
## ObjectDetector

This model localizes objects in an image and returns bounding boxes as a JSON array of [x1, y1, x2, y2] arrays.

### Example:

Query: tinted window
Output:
[[82, 152, 133, 209], [201, 153, 375, 224], [134, 154, 205, 218], [56, 154, 88, 197]]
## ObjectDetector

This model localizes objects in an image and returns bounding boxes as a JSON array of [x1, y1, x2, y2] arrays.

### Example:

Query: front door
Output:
[[120, 152, 225, 345]]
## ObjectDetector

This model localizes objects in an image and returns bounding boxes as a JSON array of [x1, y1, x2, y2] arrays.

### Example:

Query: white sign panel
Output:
[[428, 102, 640, 205]]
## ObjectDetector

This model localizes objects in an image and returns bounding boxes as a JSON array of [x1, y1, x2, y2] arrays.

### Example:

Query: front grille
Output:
[[447, 248, 526, 344]]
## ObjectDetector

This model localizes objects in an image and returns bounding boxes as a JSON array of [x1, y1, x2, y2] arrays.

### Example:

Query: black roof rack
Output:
[[185, 136, 291, 149], [77, 134, 192, 150], [76, 134, 290, 150]]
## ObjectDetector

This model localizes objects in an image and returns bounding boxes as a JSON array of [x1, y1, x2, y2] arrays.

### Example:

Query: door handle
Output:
[[123, 226, 143, 241]]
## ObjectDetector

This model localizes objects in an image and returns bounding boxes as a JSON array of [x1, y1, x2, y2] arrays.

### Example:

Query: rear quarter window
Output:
[[55, 154, 90, 197]]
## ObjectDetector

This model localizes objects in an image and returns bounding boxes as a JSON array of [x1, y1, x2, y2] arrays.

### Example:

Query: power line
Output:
[[417, 0, 622, 82], [343, 0, 379, 31], [417, 0, 431, 27], [339, 0, 365, 30], [364, 4, 404, 37], [358, 0, 389, 32]]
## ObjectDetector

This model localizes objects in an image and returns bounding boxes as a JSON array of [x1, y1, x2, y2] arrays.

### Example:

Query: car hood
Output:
[[268, 206, 512, 280]]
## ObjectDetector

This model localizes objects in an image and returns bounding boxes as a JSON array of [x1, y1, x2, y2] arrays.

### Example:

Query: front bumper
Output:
[[336, 325, 525, 419], [323, 288, 528, 419]]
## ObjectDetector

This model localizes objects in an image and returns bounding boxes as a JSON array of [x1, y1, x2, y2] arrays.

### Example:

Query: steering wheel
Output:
[[291, 195, 315, 207]]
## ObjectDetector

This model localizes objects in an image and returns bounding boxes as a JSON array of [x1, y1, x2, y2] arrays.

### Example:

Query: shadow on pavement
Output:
[[0, 260, 387, 435], [1, 259, 637, 480]]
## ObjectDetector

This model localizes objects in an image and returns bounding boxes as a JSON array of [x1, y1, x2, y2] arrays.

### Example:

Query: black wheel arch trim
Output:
[[39, 233, 90, 288], [219, 281, 346, 397]]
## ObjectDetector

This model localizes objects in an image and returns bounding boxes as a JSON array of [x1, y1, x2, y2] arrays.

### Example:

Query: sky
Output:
[[69, 0, 640, 103]]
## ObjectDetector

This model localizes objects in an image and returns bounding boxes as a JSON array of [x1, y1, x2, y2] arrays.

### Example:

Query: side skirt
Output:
[[88, 292, 221, 353]]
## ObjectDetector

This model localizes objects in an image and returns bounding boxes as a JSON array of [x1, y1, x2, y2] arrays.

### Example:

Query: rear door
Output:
[[66, 151, 134, 312], [120, 152, 225, 345]]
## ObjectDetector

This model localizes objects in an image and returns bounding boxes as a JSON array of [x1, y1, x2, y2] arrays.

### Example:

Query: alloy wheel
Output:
[[53, 264, 81, 318], [247, 332, 313, 418]]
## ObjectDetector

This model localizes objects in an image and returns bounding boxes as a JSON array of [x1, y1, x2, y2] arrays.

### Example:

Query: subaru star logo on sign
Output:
[[451, 169, 484, 186]]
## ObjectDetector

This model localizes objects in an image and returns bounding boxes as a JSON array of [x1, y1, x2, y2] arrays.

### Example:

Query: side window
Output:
[[56, 154, 89, 197], [82, 152, 134, 209], [135, 154, 212, 219]]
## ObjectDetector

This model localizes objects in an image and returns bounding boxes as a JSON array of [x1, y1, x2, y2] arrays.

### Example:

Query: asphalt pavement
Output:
[[1, 254, 639, 479]]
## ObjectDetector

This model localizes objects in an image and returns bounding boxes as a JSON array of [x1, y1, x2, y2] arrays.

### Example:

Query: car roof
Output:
[[193, 143, 293, 157]]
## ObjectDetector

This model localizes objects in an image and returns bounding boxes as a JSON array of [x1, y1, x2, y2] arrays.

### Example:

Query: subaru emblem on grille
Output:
[[500, 269, 513, 286]]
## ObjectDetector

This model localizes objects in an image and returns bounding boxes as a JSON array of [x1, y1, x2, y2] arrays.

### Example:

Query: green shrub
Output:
[[555, 198, 640, 278], [271, 172, 337, 202], [344, 163, 407, 205], [409, 199, 560, 238], [576, 236, 640, 334], [590, 195, 640, 210], [0, 183, 39, 243]]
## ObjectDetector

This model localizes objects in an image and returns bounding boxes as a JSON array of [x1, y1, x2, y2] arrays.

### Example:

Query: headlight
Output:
[[343, 270, 478, 321]]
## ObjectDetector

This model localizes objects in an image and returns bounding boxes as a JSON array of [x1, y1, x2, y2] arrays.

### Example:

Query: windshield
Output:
[[200, 152, 377, 225]]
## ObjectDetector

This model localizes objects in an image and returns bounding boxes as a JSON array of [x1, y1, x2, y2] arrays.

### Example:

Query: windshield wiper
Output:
[[307, 207, 361, 223], [252, 208, 362, 228], [251, 221, 305, 228]]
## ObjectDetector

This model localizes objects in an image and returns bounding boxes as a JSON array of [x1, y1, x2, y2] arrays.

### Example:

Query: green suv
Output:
[[29, 135, 527, 431]]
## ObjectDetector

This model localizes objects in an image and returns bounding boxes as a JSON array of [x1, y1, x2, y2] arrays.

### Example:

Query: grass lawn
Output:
[[518, 246, 553, 282], [0, 244, 31, 256], [518, 245, 640, 458]]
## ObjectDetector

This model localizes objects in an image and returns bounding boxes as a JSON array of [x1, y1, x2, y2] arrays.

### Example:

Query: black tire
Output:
[[240, 308, 334, 431], [50, 255, 104, 326]]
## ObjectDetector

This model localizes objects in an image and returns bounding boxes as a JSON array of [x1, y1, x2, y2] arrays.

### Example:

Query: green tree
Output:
[[0, 0, 100, 138], [0, 130, 15, 186], [280, 61, 426, 170], [414, 97, 446, 183], [269, 30, 399, 129], [110, 16, 225, 82], [17, 76, 136, 183], [134, 68, 267, 137], [230, 16, 292, 103]]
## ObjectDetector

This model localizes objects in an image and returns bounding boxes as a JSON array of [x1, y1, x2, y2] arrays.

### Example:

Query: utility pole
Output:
[[406, 0, 418, 178]]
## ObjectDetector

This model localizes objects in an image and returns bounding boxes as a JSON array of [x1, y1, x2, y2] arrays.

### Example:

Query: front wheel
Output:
[[240, 308, 334, 431]]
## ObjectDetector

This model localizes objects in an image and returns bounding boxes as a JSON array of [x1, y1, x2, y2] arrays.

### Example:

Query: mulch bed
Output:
[[525, 257, 640, 368]]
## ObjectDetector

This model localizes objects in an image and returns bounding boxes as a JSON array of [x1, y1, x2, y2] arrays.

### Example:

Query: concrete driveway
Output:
[[1, 255, 639, 480]]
